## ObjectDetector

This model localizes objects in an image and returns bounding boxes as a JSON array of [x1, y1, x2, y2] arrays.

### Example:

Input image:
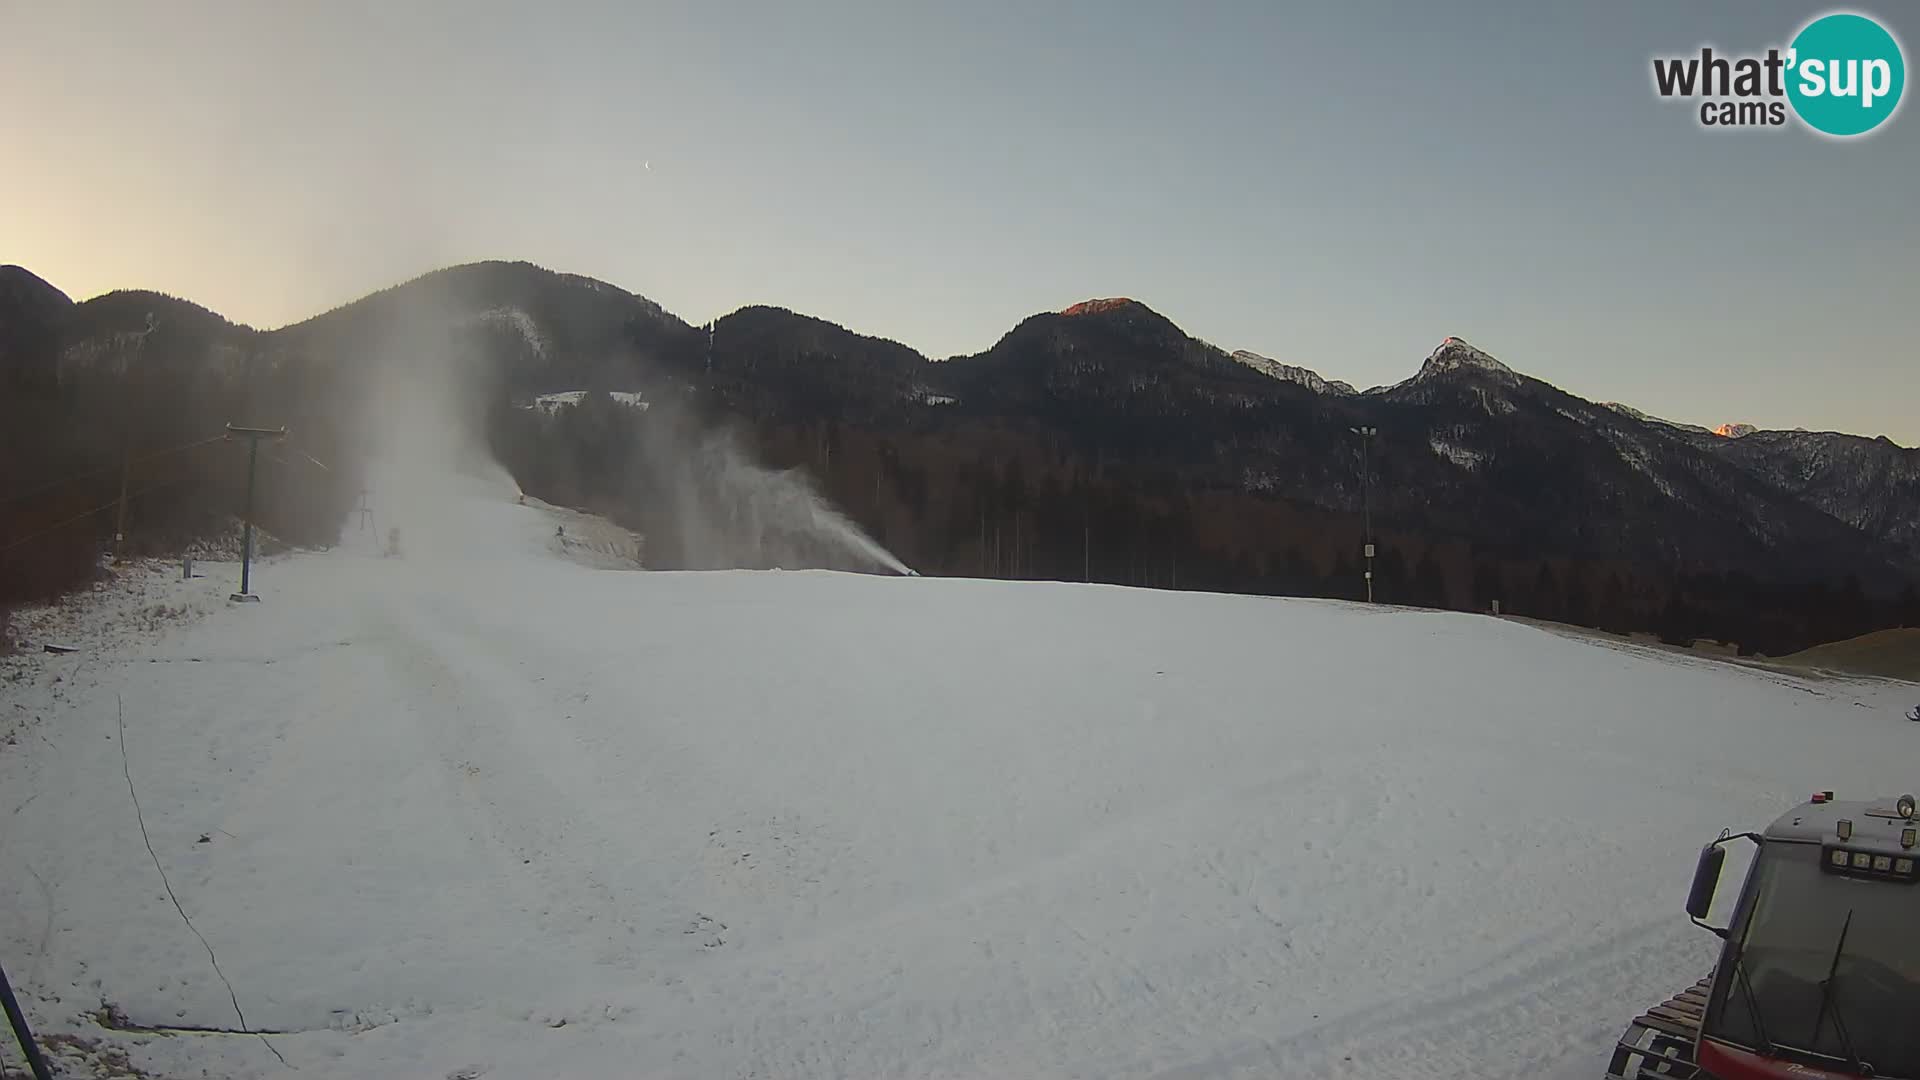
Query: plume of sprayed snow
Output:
[[637, 414, 908, 575], [337, 285, 905, 575], [349, 295, 523, 557]]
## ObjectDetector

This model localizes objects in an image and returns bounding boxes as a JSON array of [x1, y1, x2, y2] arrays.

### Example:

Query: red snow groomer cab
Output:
[[1609, 791, 1920, 1079]]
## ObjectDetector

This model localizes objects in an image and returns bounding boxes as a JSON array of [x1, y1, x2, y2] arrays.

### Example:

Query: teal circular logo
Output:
[[1786, 12, 1906, 136]]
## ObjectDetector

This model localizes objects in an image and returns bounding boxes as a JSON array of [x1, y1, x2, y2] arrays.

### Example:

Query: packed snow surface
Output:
[[3, 473, 1917, 1080]]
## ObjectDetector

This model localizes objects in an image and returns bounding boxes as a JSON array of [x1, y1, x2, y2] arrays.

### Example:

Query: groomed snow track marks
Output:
[[1151, 916, 1695, 1080], [369, 593, 703, 969]]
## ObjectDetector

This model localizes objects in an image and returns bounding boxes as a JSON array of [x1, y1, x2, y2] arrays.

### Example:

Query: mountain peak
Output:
[[1417, 336, 1517, 381], [0, 264, 74, 310], [1713, 422, 1757, 439], [1060, 298, 1139, 317]]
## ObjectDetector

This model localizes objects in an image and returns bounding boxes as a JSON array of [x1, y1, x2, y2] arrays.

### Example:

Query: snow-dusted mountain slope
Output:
[[1228, 350, 1357, 395], [1601, 401, 1712, 434], [1685, 426, 1920, 561], [1, 472, 1915, 1080]]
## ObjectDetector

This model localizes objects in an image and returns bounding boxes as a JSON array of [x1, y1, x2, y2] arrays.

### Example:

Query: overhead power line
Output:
[[0, 472, 194, 557], [0, 433, 226, 509]]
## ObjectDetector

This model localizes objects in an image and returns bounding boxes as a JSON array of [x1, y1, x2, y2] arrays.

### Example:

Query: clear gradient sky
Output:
[[4, 2, 1915, 442]]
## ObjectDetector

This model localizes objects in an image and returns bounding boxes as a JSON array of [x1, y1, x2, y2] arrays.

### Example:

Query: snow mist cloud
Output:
[[632, 406, 909, 575], [349, 295, 524, 555], [343, 289, 907, 576]]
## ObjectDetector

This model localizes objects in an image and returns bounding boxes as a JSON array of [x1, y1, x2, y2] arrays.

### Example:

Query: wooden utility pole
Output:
[[225, 423, 287, 602], [1012, 512, 1020, 579], [112, 439, 131, 564], [113, 313, 158, 565]]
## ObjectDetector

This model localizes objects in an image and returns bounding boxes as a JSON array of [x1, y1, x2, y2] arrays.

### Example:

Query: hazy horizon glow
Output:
[[3, 1, 1915, 442]]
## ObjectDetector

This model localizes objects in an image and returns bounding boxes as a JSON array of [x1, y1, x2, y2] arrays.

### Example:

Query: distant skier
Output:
[[1909, 703, 1920, 722]]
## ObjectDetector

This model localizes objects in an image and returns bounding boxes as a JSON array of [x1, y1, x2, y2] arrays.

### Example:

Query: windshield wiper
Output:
[[1808, 909, 1869, 1075], [1723, 882, 1778, 1055], [1729, 951, 1776, 1055]]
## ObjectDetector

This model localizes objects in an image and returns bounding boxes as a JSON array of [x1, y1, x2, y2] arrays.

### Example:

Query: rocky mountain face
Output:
[[1686, 427, 1920, 566], [4, 261, 1915, 654], [1583, 400, 1919, 567]]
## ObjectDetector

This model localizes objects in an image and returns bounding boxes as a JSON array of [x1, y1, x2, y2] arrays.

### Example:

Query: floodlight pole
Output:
[[1351, 425, 1378, 603], [226, 424, 287, 602]]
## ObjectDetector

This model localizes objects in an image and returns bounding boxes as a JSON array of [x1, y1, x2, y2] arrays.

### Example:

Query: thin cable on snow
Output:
[[116, 694, 290, 1069]]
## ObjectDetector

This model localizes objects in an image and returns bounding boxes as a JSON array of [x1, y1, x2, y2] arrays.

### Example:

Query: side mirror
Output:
[[1686, 843, 1727, 925]]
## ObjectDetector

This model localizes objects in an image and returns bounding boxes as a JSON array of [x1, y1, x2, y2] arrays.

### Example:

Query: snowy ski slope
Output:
[[2, 471, 1916, 1079]]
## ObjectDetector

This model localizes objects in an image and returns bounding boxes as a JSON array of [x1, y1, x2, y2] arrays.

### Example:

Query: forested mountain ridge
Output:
[[4, 260, 1915, 655]]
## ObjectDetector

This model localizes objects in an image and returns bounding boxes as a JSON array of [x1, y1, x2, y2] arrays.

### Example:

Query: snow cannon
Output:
[[1607, 790, 1920, 1079]]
